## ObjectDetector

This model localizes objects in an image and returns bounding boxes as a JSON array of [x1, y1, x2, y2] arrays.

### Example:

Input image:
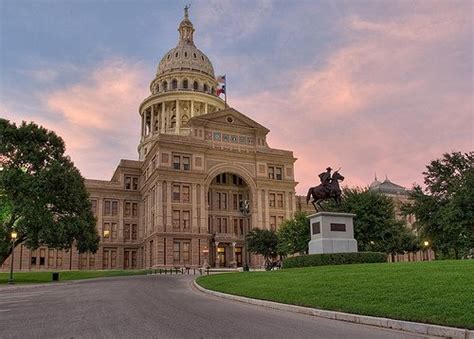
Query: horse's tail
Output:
[[306, 188, 312, 204]]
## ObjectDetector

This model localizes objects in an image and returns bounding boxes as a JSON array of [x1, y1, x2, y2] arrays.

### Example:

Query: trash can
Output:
[[52, 272, 59, 282]]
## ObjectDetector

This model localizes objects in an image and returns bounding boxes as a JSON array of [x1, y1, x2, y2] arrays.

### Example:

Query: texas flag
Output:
[[216, 74, 226, 83], [217, 85, 226, 96]]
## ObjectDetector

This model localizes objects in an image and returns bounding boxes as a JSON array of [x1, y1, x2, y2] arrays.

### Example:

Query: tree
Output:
[[328, 187, 414, 256], [0, 119, 99, 266], [246, 228, 278, 269], [277, 211, 310, 256], [403, 151, 474, 258]]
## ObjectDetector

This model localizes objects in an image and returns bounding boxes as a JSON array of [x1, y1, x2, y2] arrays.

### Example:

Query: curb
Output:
[[193, 280, 473, 339]]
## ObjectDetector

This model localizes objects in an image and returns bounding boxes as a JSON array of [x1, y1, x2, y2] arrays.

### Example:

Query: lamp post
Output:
[[240, 199, 251, 272], [8, 231, 18, 285], [423, 240, 430, 261]]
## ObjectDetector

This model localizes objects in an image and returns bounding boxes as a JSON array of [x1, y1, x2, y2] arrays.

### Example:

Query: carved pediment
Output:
[[189, 107, 269, 134]]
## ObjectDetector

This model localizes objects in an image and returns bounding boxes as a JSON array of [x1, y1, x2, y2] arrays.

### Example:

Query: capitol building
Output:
[[2, 9, 298, 271]]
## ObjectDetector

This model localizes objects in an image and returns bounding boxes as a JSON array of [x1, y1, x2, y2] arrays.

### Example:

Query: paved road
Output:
[[0, 275, 437, 339]]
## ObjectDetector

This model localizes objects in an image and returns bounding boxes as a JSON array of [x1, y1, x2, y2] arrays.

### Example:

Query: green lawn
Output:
[[0, 269, 150, 284], [197, 260, 474, 329]]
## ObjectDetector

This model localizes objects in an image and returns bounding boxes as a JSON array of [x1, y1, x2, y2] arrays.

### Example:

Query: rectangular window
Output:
[[111, 201, 118, 216], [89, 254, 95, 268], [278, 216, 284, 228], [183, 156, 190, 171], [81, 255, 87, 269], [276, 167, 283, 180], [56, 251, 62, 267], [216, 192, 221, 210], [222, 218, 228, 233], [132, 224, 138, 240], [173, 156, 181, 170], [111, 223, 118, 239], [125, 176, 139, 190], [277, 194, 284, 208], [48, 249, 54, 266], [103, 250, 109, 269], [111, 249, 117, 268], [132, 203, 138, 217], [239, 219, 244, 235], [125, 176, 132, 189], [124, 202, 131, 217], [233, 219, 238, 235], [31, 256, 37, 266], [183, 242, 190, 262], [182, 185, 190, 203], [124, 224, 131, 240], [131, 251, 137, 268], [270, 216, 277, 231], [132, 177, 138, 190], [222, 193, 227, 210], [233, 194, 238, 210], [173, 242, 180, 261], [269, 193, 276, 208], [40, 249, 45, 266], [183, 211, 190, 230], [173, 185, 181, 202], [173, 210, 180, 229], [217, 218, 222, 233], [268, 166, 275, 179], [104, 200, 111, 215], [124, 250, 130, 269]]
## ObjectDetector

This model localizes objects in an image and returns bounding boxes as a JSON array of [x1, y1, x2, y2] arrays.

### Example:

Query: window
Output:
[[270, 216, 277, 231], [40, 249, 45, 266], [203, 84, 208, 92], [172, 185, 180, 201], [124, 224, 131, 240], [91, 199, 98, 216], [222, 218, 228, 233], [182, 185, 190, 203], [104, 200, 118, 216], [124, 202, 131, 217], [89, 254, 95, 268], [163, 81, 168, 91], [125, 176, 138, 190], [48, 249, 54, 266], [31, 256, 37, 266], [171, 115, 176, 128], [172, 154, 191, 171], [233, 219, 238, 235], [172, 79, 178, 89], [111, 223, 117, 239], [268, 166, 283, 180], [278, 216, 284, 228], [269, 193, 276, 208], [56, 251, 62, 267], [173, 242, 180, 261], [132, 203, 138, 217], [182, 242, 190, 263], [132, 224, 138, 240], [239, 219, 244, 235], [217, 218, 222, 233], [183, 79, 188, 89], [277, 194, 284, 208], [183, 211, 190, 230], [193, 81, 198, 90], [173, 210, 180, 229], [233, 194, 238, 210], [182, 115, 189, 126], [222, 193, 227, 210]]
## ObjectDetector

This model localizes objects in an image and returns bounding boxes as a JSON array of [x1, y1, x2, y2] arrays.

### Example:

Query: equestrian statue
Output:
[[306, 167, 345, 211]]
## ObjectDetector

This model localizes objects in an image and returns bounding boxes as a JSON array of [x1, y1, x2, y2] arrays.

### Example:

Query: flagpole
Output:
[[225, 77, 227, 108]]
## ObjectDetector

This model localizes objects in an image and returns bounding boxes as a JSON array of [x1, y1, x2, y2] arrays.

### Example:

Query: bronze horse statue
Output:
[[306, 171, 344, 211]]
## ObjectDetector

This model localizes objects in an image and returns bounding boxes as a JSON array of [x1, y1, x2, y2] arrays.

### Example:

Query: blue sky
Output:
[[1, 0, 472, 193]]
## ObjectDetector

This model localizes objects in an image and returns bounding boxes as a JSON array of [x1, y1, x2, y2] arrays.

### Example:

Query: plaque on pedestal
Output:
[[308, 212, 358, 254]]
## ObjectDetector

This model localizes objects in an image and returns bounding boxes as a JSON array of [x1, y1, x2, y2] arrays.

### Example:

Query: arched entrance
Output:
[[205, 168, 255, 268]]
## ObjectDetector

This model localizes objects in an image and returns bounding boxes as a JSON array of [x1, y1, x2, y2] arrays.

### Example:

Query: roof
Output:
[[369, 176, 408, 195]]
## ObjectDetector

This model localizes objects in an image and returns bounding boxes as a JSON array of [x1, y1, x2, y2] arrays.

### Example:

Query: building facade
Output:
[[2, 9, 297, 271]]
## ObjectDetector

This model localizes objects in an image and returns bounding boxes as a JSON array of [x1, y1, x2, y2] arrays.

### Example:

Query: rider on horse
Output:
[[318, 167, 332, 195]]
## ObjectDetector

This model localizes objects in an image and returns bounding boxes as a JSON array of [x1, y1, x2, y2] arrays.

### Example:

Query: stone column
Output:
[[190, 100, 194, 117], [285, 192, 290, 219], [141, 113, 144, 138], [205, 102, 208, 114], [200, 184, 207, 234], [214, 241, 220, 268], [175, 99, 181, 134], [292, 190, 296, 215], [257, 189, 263, 228], [151, 105, 155, 135], [230, 242, 237, 268], [264, 190, 270, 229], [161, 102, 165, 133], [156, 182, 163, 232], [166, 181, 172, 228], [192, 183, 198, 233]]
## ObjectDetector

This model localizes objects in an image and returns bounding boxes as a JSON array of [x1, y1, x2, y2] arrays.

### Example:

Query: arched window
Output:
[[172, 79, 178, 90], [183, 79, 188, 89], [155, 84, 159, 93], [193, 81, 198, 90], [163, 81, 168, 91], [211, 87, 214, 94], [193, 53, 197, 58], [181, 115, 189, 126], [203, 84, 208, 92], [175, 52, 179, 57], [184, 52, 188, 57], [170, 115, 176, 128]]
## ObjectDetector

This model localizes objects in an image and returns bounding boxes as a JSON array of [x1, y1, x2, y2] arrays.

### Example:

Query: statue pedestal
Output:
[[308, 212, 358, 254]]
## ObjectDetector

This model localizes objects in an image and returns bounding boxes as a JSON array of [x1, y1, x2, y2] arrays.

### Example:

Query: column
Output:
[[230, 242, 237, 268], [292, 190, 296, 215], [214, 241, 220, 268], [151, 105, 155, 134], [200, 184, 207, 234], [156, 182, 163, 232], [264, 190, 270, 229], [175, 99, 181, 134], [166, 182, 172, 228], [205, 102, 208, 114], [192, 183, 198, 233], [161, 102, 166, 133], [141, 113, 144, 137], [285, 192, 290, 219], [256, 189, 263, 228], [190, 100, 194, 117]]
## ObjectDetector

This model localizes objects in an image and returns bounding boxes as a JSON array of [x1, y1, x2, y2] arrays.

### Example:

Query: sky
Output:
[[1, 0, 472, 195]]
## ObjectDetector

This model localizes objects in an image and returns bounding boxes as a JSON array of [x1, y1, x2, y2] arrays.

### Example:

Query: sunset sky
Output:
[[1, 0, 472, 194]]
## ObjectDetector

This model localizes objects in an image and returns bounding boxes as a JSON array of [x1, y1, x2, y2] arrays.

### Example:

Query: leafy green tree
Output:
[[0, 119, 99, 266], [246, 228, 278, 269], [328, 188, 414, 257], [403, 151, 474, 258], [277, 211, 310, 256]]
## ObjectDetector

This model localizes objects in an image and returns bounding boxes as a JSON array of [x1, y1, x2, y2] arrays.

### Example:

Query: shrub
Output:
[[282, 252, 387, 269]]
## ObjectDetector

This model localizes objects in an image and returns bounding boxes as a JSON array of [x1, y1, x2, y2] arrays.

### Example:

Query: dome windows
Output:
[[183, 79, 188, 89], [175, 52, 179, 57], [172, 79, 178, 90], [193, 53, 197, 58], [162, 81, 168, 91], [184, 52, 188, 57], [167, 54, 171, 60], [201, 55, 204, 61], [203, 84, 208, 92], [193, 81, 198, 90]]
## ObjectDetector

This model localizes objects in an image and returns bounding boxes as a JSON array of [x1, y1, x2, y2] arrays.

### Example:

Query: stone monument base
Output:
[[308, 211, 358, 255]]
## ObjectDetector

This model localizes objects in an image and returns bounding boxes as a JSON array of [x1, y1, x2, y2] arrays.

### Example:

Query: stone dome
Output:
[[156, 8, 215, 78]]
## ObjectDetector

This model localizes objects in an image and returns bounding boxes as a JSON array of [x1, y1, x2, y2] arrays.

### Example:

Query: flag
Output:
[[216, 75, 226, 83], [217, 85, 226, 96]]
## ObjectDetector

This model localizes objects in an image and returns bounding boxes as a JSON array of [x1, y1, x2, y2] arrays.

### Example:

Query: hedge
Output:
[[282, 252, 387, 269]]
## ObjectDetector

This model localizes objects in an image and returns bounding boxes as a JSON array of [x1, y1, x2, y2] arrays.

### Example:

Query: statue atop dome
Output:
[[184, 4, 190, 19]]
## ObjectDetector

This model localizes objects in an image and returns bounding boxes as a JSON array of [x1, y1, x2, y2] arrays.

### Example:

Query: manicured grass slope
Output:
[[0, 269, 149, 284], [197, 260, 474, 329]]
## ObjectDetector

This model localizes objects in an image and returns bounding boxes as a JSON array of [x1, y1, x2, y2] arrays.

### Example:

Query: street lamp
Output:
[[423, 240, 430, 261], [8, 231, 18, 285], [240, 199, 251, 272]]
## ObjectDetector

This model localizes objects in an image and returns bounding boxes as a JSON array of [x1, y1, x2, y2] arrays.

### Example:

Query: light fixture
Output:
[[11, 231, 18, 240]]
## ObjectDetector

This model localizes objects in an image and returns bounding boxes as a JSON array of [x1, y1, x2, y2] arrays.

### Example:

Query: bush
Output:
[[282, 252, 387, 269]]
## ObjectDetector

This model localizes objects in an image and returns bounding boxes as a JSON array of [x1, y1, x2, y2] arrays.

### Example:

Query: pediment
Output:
[[189, 107, 269, 134]]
